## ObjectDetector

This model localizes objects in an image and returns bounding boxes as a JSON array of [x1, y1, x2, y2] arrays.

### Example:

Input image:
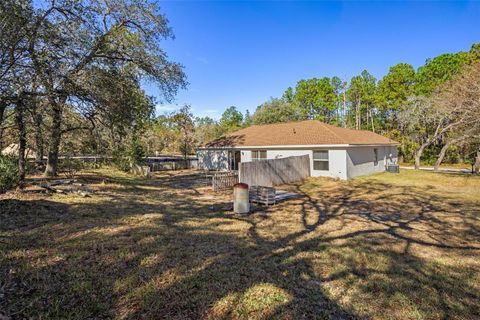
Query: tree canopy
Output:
[[219, 106, 243, 132], [0, 0, 186, 177], [253, 98, 304, 125]]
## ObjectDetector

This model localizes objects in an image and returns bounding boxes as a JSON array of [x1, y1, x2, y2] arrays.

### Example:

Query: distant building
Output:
[[1, 143, 35, 159]]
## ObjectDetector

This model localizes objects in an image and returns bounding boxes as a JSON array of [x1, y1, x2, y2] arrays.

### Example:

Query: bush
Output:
[[444, 144, 461, 164], [59, 157, 84, 179], [113, 138, 146, 172], [0, 155, 19, 193], [113, 149, 131, 172], [128, 137, 146, 165]]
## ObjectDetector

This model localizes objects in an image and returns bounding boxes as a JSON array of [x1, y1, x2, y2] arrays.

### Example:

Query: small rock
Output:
[[78, 191, 91, 197]]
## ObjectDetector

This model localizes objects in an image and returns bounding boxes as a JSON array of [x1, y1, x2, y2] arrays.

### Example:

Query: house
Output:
[[197, 120, 399, 180]]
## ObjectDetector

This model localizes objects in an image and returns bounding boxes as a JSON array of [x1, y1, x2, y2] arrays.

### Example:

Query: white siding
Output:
[[313, 149, 347, 180], [200, 145, 398, 180], [346, 146, 398, 179], [240, 150, 252, 162], [196, 149, 229, 171]]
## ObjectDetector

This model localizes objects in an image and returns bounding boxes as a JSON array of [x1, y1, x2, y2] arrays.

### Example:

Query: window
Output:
[[374, 148, 378, 166], [313, 150, 329, 171], [252, 150, 267, 161]]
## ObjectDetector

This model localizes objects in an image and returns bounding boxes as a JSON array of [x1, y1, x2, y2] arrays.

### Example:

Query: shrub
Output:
[[113, 138, 146, 172], [59, 157, 84, 179], [0, 155, 19, 193], [128, 137, 146, 165], [444, 144, 461, 164], [113, 149, 131, 172]]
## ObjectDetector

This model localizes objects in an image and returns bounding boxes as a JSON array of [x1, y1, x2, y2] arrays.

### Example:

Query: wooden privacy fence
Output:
[[239, 155, 310, 187], [212, 171, 238, 192]]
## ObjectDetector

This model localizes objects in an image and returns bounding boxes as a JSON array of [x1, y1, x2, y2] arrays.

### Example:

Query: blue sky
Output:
[[149, 1, 480, 119]]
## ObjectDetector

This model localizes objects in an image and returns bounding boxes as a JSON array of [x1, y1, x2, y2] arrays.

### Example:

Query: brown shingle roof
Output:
[[204, 120, 398, 148]]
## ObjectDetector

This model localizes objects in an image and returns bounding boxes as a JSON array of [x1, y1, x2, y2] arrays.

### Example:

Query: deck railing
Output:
[[212, 171, 239, 192]]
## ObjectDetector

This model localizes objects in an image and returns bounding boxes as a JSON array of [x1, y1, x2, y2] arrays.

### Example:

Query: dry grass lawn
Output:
[[1, 168, 479, 319]]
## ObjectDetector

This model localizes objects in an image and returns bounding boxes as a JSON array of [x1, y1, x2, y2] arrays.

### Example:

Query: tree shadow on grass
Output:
[[0, 199, 70, 232], [1, 172, 479, 319]]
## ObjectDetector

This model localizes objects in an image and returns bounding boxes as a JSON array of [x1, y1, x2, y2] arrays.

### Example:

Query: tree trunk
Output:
[[414, 121, 451, 170], [356, 98, 361, 130], [44, 102, 62, 177], [15, 99, 27, 181], [414, 143, 429, 170], [475, 151, 480, 174], [184, 140, 187, 162], [366, 107, 369, 130], [434, 137, 464, 171], [433, 141, 453, 171], [0, 124, 4, 152], [0, 101, 5, 151], [370, 108, 375, 133], [355, 103, 359, 130], [358, 99, 362, 130], [32, 109, 44, 164]]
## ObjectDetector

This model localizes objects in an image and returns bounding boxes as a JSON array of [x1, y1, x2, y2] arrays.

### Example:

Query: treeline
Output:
[[192, 44, 480, 169]]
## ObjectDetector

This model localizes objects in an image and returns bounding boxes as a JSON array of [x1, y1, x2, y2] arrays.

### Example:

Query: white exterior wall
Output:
[[346, 145, 398, 179], [199, 145, 398, 180], [318, 149, 347, 180], [240, 148, 348, 180], [196, 149, 229, 171], [240, 150, 252, 162]]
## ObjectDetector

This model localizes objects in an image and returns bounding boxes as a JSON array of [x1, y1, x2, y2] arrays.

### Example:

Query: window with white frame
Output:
[[313, 150, 329, 171], [252, 150, 267, 161]]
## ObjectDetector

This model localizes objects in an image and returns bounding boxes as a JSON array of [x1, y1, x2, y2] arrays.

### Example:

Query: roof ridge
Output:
[[241, 119, 316, 128], [319, 122, 347, 144], [224, 125, 255, 135]]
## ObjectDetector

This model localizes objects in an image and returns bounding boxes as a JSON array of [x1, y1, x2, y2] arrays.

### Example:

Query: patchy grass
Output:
[[1, 168, 479, 319]]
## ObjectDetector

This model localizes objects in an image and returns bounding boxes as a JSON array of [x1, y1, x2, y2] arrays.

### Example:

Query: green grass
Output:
[[1, 168, 479, 319]]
